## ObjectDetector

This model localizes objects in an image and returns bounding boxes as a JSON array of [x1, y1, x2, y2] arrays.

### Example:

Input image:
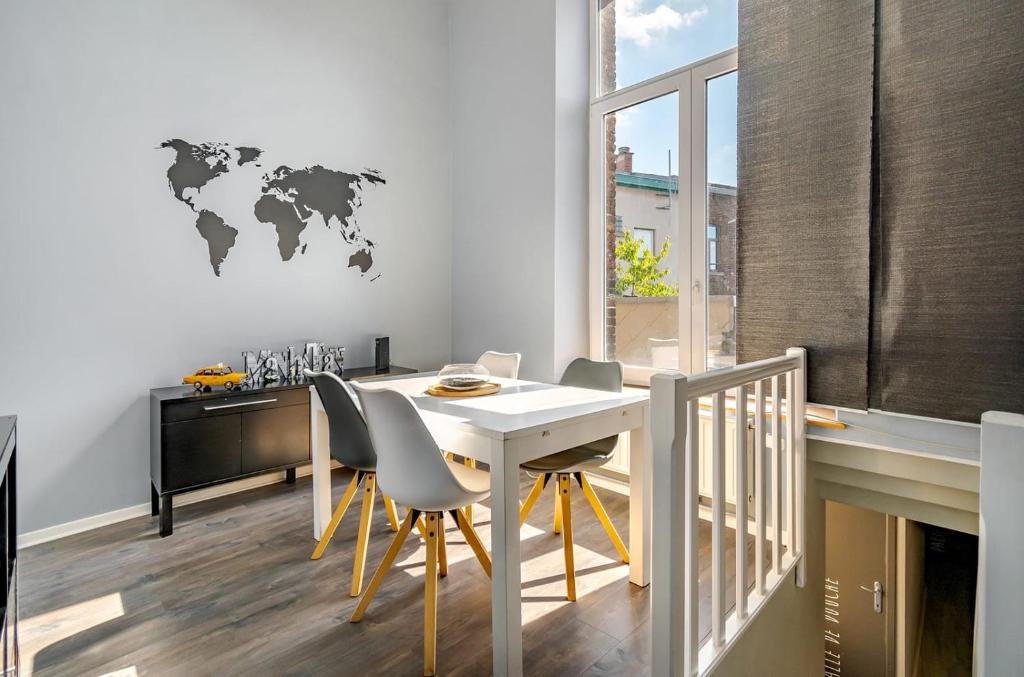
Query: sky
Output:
[[609, 0, 737, 186]]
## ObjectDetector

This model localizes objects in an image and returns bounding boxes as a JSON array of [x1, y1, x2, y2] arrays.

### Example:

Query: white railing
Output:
[[651, 347, 807, 676]]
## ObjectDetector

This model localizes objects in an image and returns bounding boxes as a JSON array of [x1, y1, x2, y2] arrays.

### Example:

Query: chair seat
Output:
[[402, 459, 491, 512], [521, 435, 618, 473], [446, 459, 491, 495]]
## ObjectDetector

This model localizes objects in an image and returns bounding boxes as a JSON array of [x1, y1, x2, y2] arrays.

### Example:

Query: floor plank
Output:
[[20, 468, 766, 676]]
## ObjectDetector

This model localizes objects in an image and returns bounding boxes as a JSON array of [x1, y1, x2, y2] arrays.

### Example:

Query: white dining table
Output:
[[309, 373, 652, 677]]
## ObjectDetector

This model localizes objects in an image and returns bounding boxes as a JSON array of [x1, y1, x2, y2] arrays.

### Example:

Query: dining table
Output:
[[309, 372, 652, 677]]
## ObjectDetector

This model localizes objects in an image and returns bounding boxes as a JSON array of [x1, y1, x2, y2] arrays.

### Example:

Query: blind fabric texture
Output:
[[873, 0, 1024, 422], [737, 0, 1023, 422], [736, 0, 876, 409]]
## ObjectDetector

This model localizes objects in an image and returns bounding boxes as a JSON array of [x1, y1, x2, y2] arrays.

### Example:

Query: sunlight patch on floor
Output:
[[97, 667, 139, 677], [21, 592, 126, 676]]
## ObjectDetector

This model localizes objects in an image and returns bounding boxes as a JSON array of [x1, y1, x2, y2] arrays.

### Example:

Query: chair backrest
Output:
[[305, 370, 377, 471], [649, 338, 679, 370], [352, 384, 477, 510], [559, 357, 623, 393], [477, 350, 522, 379]]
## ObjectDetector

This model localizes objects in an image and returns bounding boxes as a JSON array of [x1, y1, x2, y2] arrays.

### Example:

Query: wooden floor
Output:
[[21, 469, 765, 676]]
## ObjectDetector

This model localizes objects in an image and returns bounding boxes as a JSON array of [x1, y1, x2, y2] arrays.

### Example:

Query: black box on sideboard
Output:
[[375, 337, 390, 373]]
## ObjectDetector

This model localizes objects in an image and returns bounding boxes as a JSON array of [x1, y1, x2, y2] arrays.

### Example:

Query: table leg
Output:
[[310, 387, 333, 540], [629, 403, 652, 586], [490, 440, 523, 677]]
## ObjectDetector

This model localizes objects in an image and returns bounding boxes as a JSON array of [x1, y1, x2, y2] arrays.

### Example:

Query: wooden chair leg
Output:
[[437, 512, 448, 578], [382, 493, 400, 532], [463, 457, 476, 524], [558, 473, 576, 601], [352, 510, 418, 622], [452, 508, 492, 578], [423, 513, 439, 676], [554, 482, 563, 534], [578, 473, 629, 563], [519, 474, 547, 526], [350, 473, 377, 597], [311, 471, 361, 560]]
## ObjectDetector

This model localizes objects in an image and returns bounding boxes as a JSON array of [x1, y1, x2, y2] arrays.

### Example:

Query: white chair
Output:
[[447, 350, 519, 524], [476, 350, 521, 379], [350, 384, 492, 677], [649, 337, 679, 370]]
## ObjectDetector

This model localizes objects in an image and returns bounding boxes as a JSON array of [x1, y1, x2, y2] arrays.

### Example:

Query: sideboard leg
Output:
[[159, 494, 173, 537], [151, 483, 160, 516], [285, 467, 297, 484]]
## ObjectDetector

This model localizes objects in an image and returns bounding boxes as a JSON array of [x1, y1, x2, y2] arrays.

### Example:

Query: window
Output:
[[589, 0, 737, 381], [597, 0, 738, 95], [633, 227, 656, 253], [707, 224, 719, 271]]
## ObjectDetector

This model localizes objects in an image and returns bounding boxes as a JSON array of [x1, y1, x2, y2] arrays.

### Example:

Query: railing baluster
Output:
[[711, 391, 726, 648], [785, 369, 797, 556], [734, 384, 748, 620], [754, 379, 767, 595], [686, 399, 700, 673], [771, 374, 783, 575], [787, 347, 808, 587]]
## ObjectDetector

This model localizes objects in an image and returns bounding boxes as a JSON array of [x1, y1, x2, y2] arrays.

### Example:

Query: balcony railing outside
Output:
[[651, 347, 807, 676]]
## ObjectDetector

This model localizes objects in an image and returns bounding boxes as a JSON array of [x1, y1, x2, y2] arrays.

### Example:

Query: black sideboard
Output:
[[0, 416, 19, 676], [150, 365, 416, 537]]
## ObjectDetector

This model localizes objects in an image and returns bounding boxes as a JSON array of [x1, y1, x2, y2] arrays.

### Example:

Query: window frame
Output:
[[588, 7, 736, 384], [632, 227, 656, 253], [707, 224, 719, 271]]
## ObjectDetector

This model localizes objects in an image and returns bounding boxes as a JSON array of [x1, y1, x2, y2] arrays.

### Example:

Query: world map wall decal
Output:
[[159, 139, 385, 278]]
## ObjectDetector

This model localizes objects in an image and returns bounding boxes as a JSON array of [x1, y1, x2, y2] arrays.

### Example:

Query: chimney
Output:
[[615, 146, 633, 173]]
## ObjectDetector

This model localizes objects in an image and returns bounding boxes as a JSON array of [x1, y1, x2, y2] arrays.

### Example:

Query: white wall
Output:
[[449, 0, 589, 382], [0, 0, 452, 533]]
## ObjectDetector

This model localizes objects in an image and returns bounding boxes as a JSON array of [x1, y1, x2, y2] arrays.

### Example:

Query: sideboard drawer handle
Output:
[[203, 398, 278, 411], [542, 430, 551, 437]]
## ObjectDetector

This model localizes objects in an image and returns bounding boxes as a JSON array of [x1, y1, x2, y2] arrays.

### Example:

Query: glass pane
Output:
[[598, 0, 738, 95], [603, 92, 680, 369], [705, 71, 737, 370]]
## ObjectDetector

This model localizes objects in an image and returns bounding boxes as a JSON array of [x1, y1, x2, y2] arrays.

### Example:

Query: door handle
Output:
[[203, 398, 278, 411], [859, 581, 883, 614]]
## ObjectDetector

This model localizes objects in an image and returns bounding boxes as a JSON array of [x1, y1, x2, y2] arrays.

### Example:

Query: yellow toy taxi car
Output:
[[183, 364, 249, 391]]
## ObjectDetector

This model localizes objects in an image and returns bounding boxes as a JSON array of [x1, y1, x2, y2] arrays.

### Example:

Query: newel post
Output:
[[974, 411, 1024, 676], [651, 372, 693, 676]]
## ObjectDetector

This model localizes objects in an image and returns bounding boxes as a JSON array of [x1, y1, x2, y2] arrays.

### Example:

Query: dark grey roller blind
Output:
[[873, 0, 1024, 422], [736, 0, 876, 408]]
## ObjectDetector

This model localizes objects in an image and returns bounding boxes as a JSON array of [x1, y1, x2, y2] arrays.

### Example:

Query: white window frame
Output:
[[588, 9, 736, 384], [632, 227, 656, 253], [708, 224, 719, 271]]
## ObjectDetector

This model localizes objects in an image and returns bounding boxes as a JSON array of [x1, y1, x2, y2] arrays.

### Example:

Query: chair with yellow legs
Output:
[[517, 358, 629, 601], [351, 384, 492, 677], [306, 370, 401, 597]]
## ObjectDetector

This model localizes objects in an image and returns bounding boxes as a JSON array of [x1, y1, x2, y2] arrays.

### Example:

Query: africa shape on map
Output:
[[159, 139, 384, 277]]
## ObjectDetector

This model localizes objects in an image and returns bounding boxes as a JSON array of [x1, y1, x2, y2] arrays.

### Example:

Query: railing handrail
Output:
[[682, 353, 800, 401]]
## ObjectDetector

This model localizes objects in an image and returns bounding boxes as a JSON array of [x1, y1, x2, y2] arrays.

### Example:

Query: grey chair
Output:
[[305, 370, 401, 597], [517, 357, 630, 601], [350, 384, 492, 677]]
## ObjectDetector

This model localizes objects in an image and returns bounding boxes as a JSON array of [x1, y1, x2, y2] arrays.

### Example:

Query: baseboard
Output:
[[19, 503, 153, 549], [19, 462, 329, 549]]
